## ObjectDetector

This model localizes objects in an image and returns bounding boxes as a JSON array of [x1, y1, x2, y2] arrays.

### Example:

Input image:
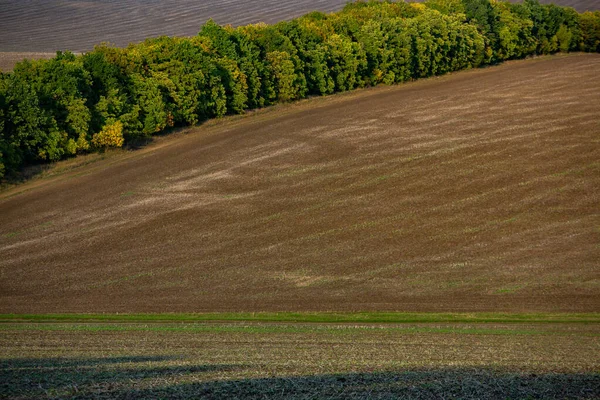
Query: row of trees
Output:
[[1, 0, 599, 179]]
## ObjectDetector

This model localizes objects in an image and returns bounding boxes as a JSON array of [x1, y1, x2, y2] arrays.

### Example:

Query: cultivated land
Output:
[[0, 0, 599, 71], [0, 0, 350, 53], [1, 53, 599, 314], [0, 52, 56, 73], [1, 315, 599, 399]]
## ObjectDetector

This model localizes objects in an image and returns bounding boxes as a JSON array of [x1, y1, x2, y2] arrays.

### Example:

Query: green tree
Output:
[[266, 51, 299, 102], [425, 0, 465, 15], [325, 34, 367, 91], [579, 11, 600, 52]]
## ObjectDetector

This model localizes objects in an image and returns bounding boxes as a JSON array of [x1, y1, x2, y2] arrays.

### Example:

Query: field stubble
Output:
[[0, 320, 599, 399]]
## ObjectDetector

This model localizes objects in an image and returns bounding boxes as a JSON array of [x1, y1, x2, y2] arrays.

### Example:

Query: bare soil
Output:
[[0, 53, 599, 314], [0, 52, 56, 73], [0, 0, 350, 53]]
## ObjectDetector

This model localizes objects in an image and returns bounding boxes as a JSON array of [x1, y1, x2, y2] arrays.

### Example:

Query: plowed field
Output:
[[0, 0, 349, 53], [1, 53, 599, 314]]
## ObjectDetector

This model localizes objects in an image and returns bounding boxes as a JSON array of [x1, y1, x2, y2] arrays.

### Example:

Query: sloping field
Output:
[[1, 53, 599, 314]]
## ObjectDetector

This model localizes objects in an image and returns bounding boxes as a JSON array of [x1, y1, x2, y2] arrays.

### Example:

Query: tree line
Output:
[[1, 0, 599, 179]]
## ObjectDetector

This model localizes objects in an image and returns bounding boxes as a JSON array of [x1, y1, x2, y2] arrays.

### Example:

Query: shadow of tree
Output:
[[2, 357, 599, 399], [110, 369, 600, 399], [0, 356, 242, 399]]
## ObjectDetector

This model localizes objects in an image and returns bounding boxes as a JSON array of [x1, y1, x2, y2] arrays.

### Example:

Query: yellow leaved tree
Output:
[[92, 121, 125, 149]]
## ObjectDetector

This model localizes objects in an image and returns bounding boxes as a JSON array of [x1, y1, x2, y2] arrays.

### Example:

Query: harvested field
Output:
[[1, 318, 599, 399], [1, 53, 599, 314]]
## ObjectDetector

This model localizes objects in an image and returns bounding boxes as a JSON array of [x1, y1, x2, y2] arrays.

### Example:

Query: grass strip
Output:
[[1, 323, 598, 336], [1, 312, 599, 324]]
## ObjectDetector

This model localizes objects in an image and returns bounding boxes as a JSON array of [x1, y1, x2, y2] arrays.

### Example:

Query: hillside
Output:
[[1, 53, 598, 314]]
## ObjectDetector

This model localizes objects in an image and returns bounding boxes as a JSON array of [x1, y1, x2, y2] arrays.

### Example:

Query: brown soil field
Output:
[[1, 53, 599, 314], [0, 0, 350, 53], [528, 0, 600, 12], [0, 51, 59, 73], [1, 321, 599, 399]]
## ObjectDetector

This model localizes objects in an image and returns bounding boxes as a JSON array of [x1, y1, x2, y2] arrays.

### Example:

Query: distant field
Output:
[[1, 319, 599, 399], [0, 51, 57, 72], [1, 53, 598, 314], [0, 0, 349, 53], [0, 0, 598, 54]]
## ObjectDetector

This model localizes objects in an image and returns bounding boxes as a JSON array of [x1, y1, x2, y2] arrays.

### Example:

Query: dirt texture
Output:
[[0, 0, 349, 53], [0, 52, 56, 73], [1, 54, 599, 313]]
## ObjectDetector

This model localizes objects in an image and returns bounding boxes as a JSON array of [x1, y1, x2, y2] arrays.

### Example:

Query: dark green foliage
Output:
[[461, 0, 499, 61], [518, 0, 581, 54], [580, 11, 600, 53], [2, 66, 64, 166], [277, 19, 335, 95], [0, 0, 598, 180]]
